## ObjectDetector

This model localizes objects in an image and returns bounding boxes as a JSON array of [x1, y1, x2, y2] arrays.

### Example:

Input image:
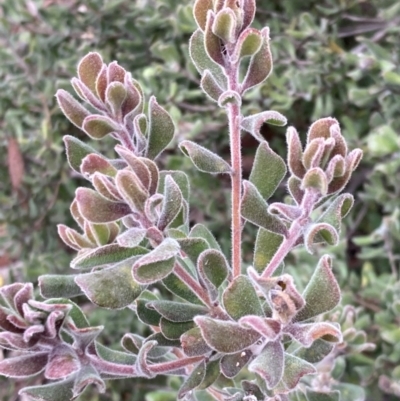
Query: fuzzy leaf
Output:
[[71, 244, 147, 269], [116, 169, 148, 213], [180, 140, 231, 174], [242, 27, 272, 93], [146, 96, 175, 160], [163, 273, 205, 306], [193, 0, 213, 30], [80, 154, 117, 178], [249, 341, 284, 389], [293, 338, 335, 363], [72, 77, 106, 111], [249, 142, 287, 200], [132, 238, 180, 284], [160, 318, 195, 340], [56, 89, 90, 128], [148, 301, 208, 322], [307, 117, 338, 143], [73, 364, 105, 397], [253, 228, 284, 273], [190, 224, 221, 251], [204, 11, 224, 65], [19, 379, 74, 401], [78, 52, 103, 93], [287, 127, 306, 179], [212, 8, 236, 43], [317, 193, 354, 232], [159, 170, 190, 202], [223, 275, 263, 320], [198, 249, 229, 296], [195, 316, 261, 354], [189, 29, 227, 87], [269, 203, 301, 221], [232, 28, 262, 62], [63, 135, 101, 174], [117, 227, 147, 248], [82, 115, 119, 139], [136, 291, 162, 326], [200, 69, 224, 102], [197, 358, 220, 389], [0, 353, 48, 378], [158, 175, 183, 231], [241, 181, 287, 235], [75, 262, 143, 309], [295, 255, 340, 322], [39, 275, 83, 299], [241, 111, 287, 142], [106, 81, 127, 115], [177, 237, 209, 265], [220, 351, 252, 378], [238, 316, 281, 340], [45, 344, 80, 380], [304, 223, 339, 254], [92, 173, 122, 202], [181, 327, 212, 357], [75, 188, 131, 223], [302, 168, 328, 195], [305, 389, 340, 401], [218, 90, 242, 108], [178, 360, 206, 399], [287, 176, 304, 205]]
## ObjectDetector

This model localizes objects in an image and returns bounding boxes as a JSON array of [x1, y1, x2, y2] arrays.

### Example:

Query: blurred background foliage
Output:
[[0, 0, 399, 399]]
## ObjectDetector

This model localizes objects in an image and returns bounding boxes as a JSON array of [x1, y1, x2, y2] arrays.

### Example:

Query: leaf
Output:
[[75, 262, 143, 309], [304, 223, 339, 254], [195, 316, 261, 354], [39, 275, 83, 299], [284, 322, 342, 347], [287, 176, 304, 205], [204, 11, 224, 65], [293, 338, 335, 364], [193, 0, 213, 30], [232, 28, 262, 62], [0, 353, 48, 378], [82, 115, 119, 139], [250, 142, 287, 201], [56, 89, 90, 128], [287, 127, 306, 179], [177, 237, 210, 265], [200, 69, 224, 102], [242, 27, 273, 93], [317, 193, 354, 232], [295, 255, 341, 322], [77, 52, 104, 93], [190, 224, 221, 251], [63, 135, 101, 174], [302, 168, 328, 195], [253, 228, 284, 273], [178, 360, 206, 399], [197, 358, 220, 389], [158, 175, 183, 230], [212, 8, 236, 43], [19, 379, 74, 401], [73, 364, 105, 397], [241, 181, 287, 235], [218, 90, 242, 107], [305, 389, 340, 401], [160, 318, 195, 340], [180, 140, 231, 174], [80, 153, 117, 178], [220, 351, 252, 378], [132, 238, 180, 284], [71, 244, 147, 269], [105, 81, 127, 115], [238, 316, 281, 340], [241, 111, 287, 142], [136, 291, 162, 326], [223, 275, 263, 320], [163, 273, 205, 306], [92, 173, 122, 202], [249, 341, 284, 389], [181, 327, 212, 356], [45, 344, 80, 380], [75, 187, 131, 223], [146, 96, 175, 160], [148, 301, 208, 322]]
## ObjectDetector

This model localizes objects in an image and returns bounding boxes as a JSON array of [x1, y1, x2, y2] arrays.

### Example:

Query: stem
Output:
[[89, 354, 137, 376], [261, 189, 319, 278]]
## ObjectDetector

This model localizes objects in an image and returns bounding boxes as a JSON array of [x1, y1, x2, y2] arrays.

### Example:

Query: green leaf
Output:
[[19, 379, 74, 401], [71, 244, 147, 269], [95, 343, 136, 365], [163, 273, 205, 306], [160, 318, 195, 340], [158, 175, 183, 230], [75, 262, 144, 309], [39, 275, 83, 299], [77, 52, 104, 93], [56, 89, 90, 129], [82, 115, 119, 139], [305, 389, 340, 401], [181, 327, 212, 356], [148, 301, 208, 322], [146, 96, 175, 159], [180, 140, 231, 174], [241, 181, 287, 235], [212, 8, 236, 43], [200, 69, 224, 102], [302, 168, 328, 195], [304, 223, 339, 254], [220, 351, 252, 378], [136, 290, 162, 326], [295, 255, 341, 322], [293, 338, 335, 363], [198, 249, 229, 295], [177, 237, 210, 265], [178, 360, 206, 399], [190, 224, 221, 251], [105, 81, 127, 115], [197, 359, 220, 389], [159, 170, 190, 202], [249, 142, 287, 200], [253, 228, 284, 273], [241, 111, 287, 142], [223, 275, 263, 320], [317, 193, 354, 232], [232, 28, 262, 62]]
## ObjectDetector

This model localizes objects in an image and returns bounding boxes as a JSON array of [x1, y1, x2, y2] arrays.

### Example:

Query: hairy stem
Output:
[[261, 189, 319, 278]]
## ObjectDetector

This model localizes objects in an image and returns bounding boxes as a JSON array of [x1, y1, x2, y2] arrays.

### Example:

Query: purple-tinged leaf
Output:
[[92, 172, 122, 202], [181, 327, 212, 356], [223, 275, 263, 320], [0, 352, 48, 378], [80, 153, 117, 178], [45, 298, 89, 329], [241, 181, 287, 235], [0, 282, 24, 306], [122, 333, 170, 360], [303, 138, 325, 170], [132, 113, 148, 153], [325, 155, 345, 182], [45, 344, 80, 380], [193, 0, 213, 30], [141, 157, 159, 195], [19, 379, 74, 401], [276, 353, 316, 393], [287, 127, 306, 179], [158, 175, 183, 231], [107, 61, 125, 84], [239, 316, 281, 340], [218, 90, 241, 107], [284, 322, 342, 347], [204, 11, 224, 66], [180, 140, 231, 174], [122, 73, 143, 117], [295, 255, 340, 322], [242, 0, 256, 30], [75, 262, 143, 309], [63, 135, 101, 174], [95, 64, 107, 102], [0, 331, 38, 351], [146, 96, 175, 160], [317, 193, 354, 233], [71, 77, 106, 111], [269, 202, 301, 221], [106, 81, 127, 116], [147, 301, 208, 322], [23, 325, 44, 342], [232, 28, 262, 62], [115, 169, 148, 213], [241, 111, 287, 142], [132, 238, 180, 284], [307, 117, 337, 143], [200, 69, 224, 102], [220, 350, 252, 378], [195, 316, 261, 354], [329, 123, 347, 158], [305, 388, 340, 401], [304, 223, 339, 254], [71, 243, 147, 269], [76, 187, 131, 223], [39, 274, 83, 299], [44, 310, 66, 338], [212, 8, 237, 43], [117, 227, 147, 247], [249, 141, 287, 200], [160, 318, 195, 340], [14, 283, 33, 315], [57, 225, 82, 251], [77, 52, 103, 93], [189, 29, 227, 87], [249, 340, 284, 389], [242, 27, 272, 93], [70, 199, 85, 229], [137, 340, 157, 378], [56, 89, 90, 129], [73, 364, 106, 398], [178, 360, 206, 399], [302, 168, 328, 195], [253, 228, 284, 273], [82, 115, 120, 140]]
